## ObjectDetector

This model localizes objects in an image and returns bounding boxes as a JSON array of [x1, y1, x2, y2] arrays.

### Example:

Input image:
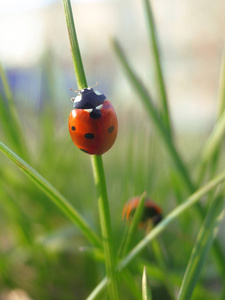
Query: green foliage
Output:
[[142, 266, 152, 300], [0, 0, 224, 299]]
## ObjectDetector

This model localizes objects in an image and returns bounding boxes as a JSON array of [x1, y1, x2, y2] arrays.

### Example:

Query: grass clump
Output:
[[0, 0, 224, 299]]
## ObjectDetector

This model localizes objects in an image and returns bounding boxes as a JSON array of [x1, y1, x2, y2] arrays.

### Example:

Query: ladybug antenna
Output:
[[70, 82, 99, 93], [70, 88, 79, 93], [89, 82, 99, 89]]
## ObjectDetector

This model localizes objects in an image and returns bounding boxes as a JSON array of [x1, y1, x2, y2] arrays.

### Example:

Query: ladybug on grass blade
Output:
[[68, 85, 118, 155], [122, 196, 162, 228]]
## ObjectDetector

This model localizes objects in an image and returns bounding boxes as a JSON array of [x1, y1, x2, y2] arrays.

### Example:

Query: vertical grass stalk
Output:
[[91, 155, 119, 299], [63, 0, 87, 89], [63, 1, 119, 298], [142, 0, 172, 136]]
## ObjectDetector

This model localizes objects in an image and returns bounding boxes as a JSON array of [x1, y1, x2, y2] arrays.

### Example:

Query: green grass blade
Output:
[[112, 38, 225, 277], [142, 266, 152, 300], [122, 269, 142, 300], [86, 277, 107, 300], [197, 51, 225, 183], [63, 0, 119, 298], [142, 0, 172, 136], [63, 0, 87, 89], [217, 49, 225, 117], [0, 63, 14, 105], [0, 63, 29, 160], [91, 155, 119, 300], [177, 195, 224, 300], [151, 239, 175, 299], [198, 110, 225, 182], [0, 140, 101, 248], [117, 171, 225, 271], [112, 38, 194, 193], [87, 170, 225, 298]]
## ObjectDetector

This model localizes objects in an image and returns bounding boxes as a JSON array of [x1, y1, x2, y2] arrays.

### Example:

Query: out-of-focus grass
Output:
[[0, 59, 224, 299], [0, 3, 225, 300]]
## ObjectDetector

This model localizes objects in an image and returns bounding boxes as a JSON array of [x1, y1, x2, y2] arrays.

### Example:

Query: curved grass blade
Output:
[[142, 266, 152, 300], [118, 172, 225, 271], [0, 64, 29, 160], [0, 140, 101, 248], [112, 38, 225, 276], [112, 38, 194, 193], [177, 194, 225, 300], [86, 170, 225, 298]]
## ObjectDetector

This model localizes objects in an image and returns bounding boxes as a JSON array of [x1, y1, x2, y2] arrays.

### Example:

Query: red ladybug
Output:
[[122, 197, 162, 228], [68, 87, 118, 155]]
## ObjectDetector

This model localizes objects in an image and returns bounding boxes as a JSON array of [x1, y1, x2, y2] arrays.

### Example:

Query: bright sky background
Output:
[[0, 0, 110, 15], [0, 0, 111, 67], [0, 0, 57, 15]]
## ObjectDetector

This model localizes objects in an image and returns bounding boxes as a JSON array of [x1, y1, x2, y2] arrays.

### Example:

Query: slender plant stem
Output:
[[142, 0, 172, 136], [91, 155, 119, 299], [63, 0, 87, 89], [63, 1, 119, 297]]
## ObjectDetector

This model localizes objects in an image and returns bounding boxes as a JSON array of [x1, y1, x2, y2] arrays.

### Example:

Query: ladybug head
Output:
[[71, 88, 106, 109]]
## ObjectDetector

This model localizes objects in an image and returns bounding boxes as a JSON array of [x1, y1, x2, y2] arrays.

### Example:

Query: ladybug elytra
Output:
[[68, 87, 118, 155], [122, 196, 162, 228]]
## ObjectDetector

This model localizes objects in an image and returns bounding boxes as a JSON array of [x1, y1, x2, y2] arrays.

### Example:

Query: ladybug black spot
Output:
[[71, 126, 76, 131], [80, 148, 89, 153], [108, 126, 114, 134], [85, 133, 95, 139], [90, 109, 102, 119]]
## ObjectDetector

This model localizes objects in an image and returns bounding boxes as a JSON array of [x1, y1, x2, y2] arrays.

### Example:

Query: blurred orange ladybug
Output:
[[68, 87, 118, 155], [122, 196, 162, 228]]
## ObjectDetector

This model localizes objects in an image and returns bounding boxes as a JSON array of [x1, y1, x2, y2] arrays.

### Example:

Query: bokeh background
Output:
[[1, 0, 224, 130], [0, 0, 224, 299]]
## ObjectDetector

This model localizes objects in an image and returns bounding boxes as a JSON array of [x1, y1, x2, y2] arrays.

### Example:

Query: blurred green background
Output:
[[0, 0, 224, 299]]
